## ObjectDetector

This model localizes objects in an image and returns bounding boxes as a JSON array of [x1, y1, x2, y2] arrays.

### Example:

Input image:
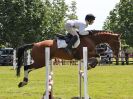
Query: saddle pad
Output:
[[57, 39, 80, 48]]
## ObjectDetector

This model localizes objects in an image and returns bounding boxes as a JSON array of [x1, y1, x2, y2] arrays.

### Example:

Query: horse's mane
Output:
[[90, 30, 114, 34], [79, 30, 120, 39], [89, 30, 120, 36]]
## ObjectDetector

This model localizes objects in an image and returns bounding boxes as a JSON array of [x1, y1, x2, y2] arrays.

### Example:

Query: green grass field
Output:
[[0, 65, 133, 99]]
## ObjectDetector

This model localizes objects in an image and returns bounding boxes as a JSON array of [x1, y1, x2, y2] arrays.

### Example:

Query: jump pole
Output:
[[78, 61, 82, 99], [23, 50, 31, 66], [44, 47, 50, 99], [78, 47, 89, 99], [73, 47, 90, 99], [44, 47, 54, 99], [13, 49, 17, 69], [27, 50, 31, 65], [44, 47, 89, 99], [83, 47, 89, 99]]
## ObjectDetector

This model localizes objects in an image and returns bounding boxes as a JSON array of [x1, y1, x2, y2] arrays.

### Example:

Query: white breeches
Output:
[[65, 22, 80, 47]]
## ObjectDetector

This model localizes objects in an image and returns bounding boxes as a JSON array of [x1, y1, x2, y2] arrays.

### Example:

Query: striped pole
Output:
[[78, 61, 82, 99]]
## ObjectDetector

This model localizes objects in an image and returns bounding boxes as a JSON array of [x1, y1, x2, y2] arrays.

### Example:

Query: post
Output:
[[78, 61, 82, 99], [13, 49, 17, 69], [83, 47, 89, 99], [49, 59, 53, 99], [23, 50, 31, 66], [45, 47, 50, 99], [27, 50, 31, 65], [73, 47, 89, 99]]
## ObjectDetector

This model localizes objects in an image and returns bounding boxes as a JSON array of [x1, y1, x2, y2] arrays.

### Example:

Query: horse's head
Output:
[[109, 34, 121, 57], [86, 30, 121, 57]]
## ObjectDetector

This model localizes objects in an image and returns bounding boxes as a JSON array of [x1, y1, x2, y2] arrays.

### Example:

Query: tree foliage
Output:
[[103, 0, 133, 47], [66, 0, 78, 20], [41, 0, 68, 40], [0, 0, 46, 47], [0, 0, 68, 48]]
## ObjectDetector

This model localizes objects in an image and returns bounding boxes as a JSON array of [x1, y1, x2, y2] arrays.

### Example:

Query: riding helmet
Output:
[[85, 14, 95, 21]]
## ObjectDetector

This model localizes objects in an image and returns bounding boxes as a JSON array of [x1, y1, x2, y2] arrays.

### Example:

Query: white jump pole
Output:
[[23, 50, 31, 66], [44, 47, 50, 99], [27, 50, 31, 65], [83, 47, 89, 99], [77, 47, 89, 99], [78, 61, 82, 99], [13, 49, 17, 69]]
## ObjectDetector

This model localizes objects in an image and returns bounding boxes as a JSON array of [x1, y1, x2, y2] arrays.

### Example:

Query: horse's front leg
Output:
[[18, 64, 33, 88], [87, 57, 98, 70]]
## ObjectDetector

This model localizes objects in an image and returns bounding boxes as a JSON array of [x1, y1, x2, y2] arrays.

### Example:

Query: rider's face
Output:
[[88, 20, 94, 25], [86, 20, 94, 25]]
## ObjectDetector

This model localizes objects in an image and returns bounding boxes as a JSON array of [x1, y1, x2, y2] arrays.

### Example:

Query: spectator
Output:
[[124, 49, 129, 65], [120, 50, 125, 65]]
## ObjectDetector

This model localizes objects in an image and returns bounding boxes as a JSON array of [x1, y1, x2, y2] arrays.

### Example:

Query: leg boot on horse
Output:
[[17, 65, 33, 87]]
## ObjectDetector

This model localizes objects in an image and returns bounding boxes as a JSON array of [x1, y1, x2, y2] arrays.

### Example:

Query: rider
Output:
[[65, 14, 95, 55]]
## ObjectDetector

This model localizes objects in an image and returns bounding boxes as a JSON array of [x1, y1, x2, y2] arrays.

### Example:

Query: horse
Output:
[[16, 30, 121, 87]]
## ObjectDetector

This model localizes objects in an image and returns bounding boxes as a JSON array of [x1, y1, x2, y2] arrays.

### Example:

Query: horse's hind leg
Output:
[[18, 64, 34, 88], [18, 62, 44, 88]]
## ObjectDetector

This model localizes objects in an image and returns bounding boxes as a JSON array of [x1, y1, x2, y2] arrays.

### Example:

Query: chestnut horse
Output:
[[16, 30, 121, 87]]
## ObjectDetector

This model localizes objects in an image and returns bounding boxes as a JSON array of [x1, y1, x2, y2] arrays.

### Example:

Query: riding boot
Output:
[[65, 35, 78, 55]]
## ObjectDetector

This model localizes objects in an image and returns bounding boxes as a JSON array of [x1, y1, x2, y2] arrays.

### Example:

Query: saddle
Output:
[[55, 31, 97, 59], [55, 33, 81, 59], [56, 33, 73, 44]]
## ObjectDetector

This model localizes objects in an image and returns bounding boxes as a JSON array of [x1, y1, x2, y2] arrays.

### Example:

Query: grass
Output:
[[0, 65, 133, 99]]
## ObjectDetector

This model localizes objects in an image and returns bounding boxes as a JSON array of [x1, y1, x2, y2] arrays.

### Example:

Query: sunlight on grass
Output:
[[0, 65, 133, 99]]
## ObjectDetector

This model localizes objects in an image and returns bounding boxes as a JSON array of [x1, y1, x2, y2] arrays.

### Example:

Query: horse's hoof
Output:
[[18, 82, 23, 88], [18, 82, 27, 88], [87, 58, 98, 70]]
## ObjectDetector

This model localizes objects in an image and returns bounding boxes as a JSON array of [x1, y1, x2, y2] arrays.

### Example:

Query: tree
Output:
[[103, 0, 133, 47], [0, 0, 45, 48], [67, 0, 78, 20], [40, 0, 68, 40], [0, 0, 68, 47]]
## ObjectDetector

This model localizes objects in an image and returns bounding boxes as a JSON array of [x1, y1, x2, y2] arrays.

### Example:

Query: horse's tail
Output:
[[16, 43, 34, 77]]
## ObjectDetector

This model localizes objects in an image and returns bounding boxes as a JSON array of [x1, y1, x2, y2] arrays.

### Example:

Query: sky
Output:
[[65, 0, 120, 30]]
